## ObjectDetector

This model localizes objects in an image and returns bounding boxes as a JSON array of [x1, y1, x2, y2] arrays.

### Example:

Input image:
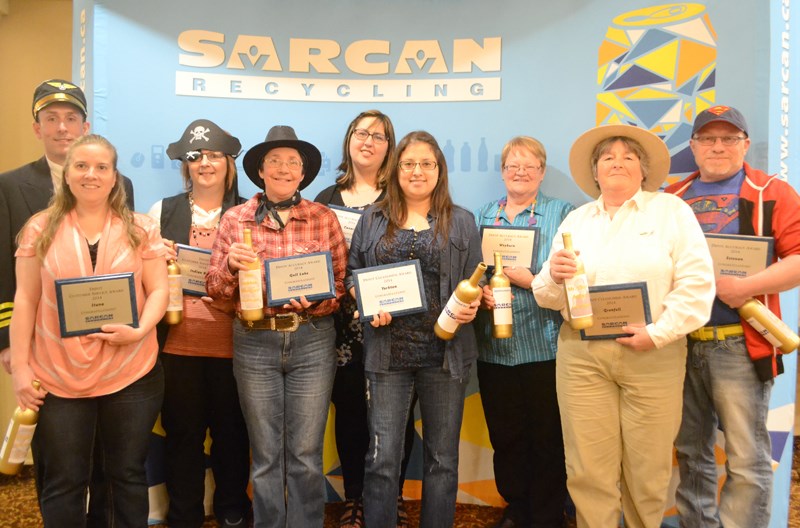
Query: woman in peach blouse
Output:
[[10, 134, 168, 527]]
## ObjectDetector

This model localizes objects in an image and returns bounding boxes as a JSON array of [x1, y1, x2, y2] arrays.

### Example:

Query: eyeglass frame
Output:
[[263, 157, 304, 171], [691, 135, 748, 146], [185, 150, 227, 163], [398, 160, 438, 172], [352, 128, 389, 145], [502, 164, 543, 174]]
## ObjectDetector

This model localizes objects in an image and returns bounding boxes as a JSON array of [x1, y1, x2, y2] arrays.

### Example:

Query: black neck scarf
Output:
[[255, 191, 302, 228]]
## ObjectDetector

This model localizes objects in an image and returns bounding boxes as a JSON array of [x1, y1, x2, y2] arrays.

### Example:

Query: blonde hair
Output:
[[21, 134, 143, 259], [501, 136, 547, 169]]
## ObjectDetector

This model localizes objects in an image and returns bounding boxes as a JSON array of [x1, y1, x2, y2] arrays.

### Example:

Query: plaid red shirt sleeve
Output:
[[206, 195, 347, 317]]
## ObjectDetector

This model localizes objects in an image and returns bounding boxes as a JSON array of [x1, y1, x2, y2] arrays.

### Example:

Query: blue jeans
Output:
[[232, 316, 337, 528], [675, 336, 773, 528], [363, 366, 469, 528], [31, 363, 164, 528]]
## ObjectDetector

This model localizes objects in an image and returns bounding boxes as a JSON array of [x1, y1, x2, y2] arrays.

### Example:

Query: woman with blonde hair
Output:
[[11, 134, 168, 526]]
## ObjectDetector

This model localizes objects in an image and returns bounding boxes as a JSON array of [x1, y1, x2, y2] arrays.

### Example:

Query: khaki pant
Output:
[[556, 327, 686, 528]]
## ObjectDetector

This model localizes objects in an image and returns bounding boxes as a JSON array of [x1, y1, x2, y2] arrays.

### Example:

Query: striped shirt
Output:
[[474, 193, 574, 365], [207, 194, 347, 317]]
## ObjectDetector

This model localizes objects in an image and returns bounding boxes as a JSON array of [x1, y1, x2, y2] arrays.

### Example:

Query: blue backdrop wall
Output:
[[71, 1, 798, 525]]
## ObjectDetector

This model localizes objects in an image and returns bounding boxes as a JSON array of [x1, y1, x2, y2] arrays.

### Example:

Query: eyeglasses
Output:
[[399, 160, 438, 172], [503, 164, 542, 174], [352, 128, 388, 144], [692, 135, 747, 146], [185, 150, 226, 162], [264, 158, 303, 171]]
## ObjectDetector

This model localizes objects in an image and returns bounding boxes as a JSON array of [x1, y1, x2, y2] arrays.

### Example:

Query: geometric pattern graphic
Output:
[[597, 3, 717, 184]]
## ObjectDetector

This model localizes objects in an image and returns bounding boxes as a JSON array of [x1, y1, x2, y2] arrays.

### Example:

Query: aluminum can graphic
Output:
[[597, 3, 717, 182]]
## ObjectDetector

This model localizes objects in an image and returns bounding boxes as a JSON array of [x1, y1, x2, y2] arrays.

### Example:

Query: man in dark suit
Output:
[[0, 79, 135, 370], [0, 80, 135, 528]]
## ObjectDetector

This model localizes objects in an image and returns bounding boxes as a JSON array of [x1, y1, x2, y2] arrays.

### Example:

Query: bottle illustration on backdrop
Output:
[[443, 139, 455, 171], [460, 141, 471, 172], [478, 138, 488, 172]]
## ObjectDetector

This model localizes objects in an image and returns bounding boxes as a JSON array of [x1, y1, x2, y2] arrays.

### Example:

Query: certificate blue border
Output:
[[55, 272, 139, 337], [479, 225, 540, 272], [175, 243, 212, 296], [704, 233, 775, 276], [265, 251, 336, 307], [352, 259, 428, 322], [580, 281, 651, 341], [328, 204, 365, 216]]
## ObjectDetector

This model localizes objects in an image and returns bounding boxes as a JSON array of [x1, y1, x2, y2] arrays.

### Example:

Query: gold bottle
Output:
[[165, 258, 183, 324], [0, 381, 41, 475], [239, 228, 265, 321], [491, 252, 513, 339], [738, 298, 800, 354], [562, 232, 594, 330], [434, 262, 487, 340]]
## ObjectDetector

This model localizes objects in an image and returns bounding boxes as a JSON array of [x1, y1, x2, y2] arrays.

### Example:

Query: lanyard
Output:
[[494, 196, 537, 226]]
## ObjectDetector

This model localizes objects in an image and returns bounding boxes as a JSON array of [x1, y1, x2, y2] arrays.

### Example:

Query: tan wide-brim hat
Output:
[[568, 124, 670, 199]]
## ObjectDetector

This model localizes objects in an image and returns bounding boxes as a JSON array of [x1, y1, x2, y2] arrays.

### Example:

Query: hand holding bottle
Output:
[[548, 247, 582, 284], [715, 274, 750, 309], [11, 366, 45, 412], [227, 242, 259, 272]]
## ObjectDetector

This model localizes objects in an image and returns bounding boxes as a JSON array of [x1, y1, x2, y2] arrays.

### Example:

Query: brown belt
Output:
[[237, 312, 310, 332]]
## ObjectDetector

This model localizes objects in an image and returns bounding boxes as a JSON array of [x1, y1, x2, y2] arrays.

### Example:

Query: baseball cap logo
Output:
[[707, 105, 731, 116]]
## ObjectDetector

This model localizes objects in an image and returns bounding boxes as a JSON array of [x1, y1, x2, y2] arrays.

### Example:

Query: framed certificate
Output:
[[352, 260, 428, 322], [480, 225, 539, 269], [329, 205, 363, 248], [175, 244, 212, 296], [265, 251, 336, 306], [55, 273, 139, 337], [580, 282, 652, 340], [705, 234, 774, 278]]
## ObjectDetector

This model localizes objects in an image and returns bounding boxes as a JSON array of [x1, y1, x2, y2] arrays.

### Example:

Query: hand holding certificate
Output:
[[265, 252, 337, 307], [704, 234, 774, 278], [55, 273, 139, 337], [579, 282, 652, 340], [352, 261, 428, 322]]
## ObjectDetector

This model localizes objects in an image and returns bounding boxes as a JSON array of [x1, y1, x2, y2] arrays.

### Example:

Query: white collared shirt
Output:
[[532, 190, 715, 348]]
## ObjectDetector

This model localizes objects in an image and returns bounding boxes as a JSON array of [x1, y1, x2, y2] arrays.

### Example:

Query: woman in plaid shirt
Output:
[[207, 125, 347, 528]]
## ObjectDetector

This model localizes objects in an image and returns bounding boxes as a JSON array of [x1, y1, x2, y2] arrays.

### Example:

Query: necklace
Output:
[[494, 196, 537, 226], [188, 192, 221, 246]]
